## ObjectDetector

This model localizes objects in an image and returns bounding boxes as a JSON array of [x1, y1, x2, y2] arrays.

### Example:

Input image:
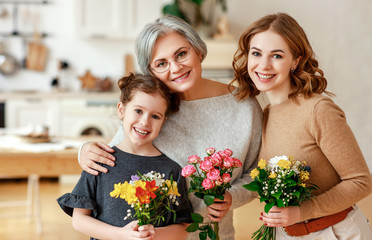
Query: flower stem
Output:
[[214, 222, 220, 240]]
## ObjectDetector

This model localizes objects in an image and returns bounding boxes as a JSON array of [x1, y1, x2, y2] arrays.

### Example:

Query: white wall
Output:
[[1, 0, 371, 170]]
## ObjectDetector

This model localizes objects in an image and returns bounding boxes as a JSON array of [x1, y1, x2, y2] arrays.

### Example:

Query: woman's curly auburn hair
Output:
[[230, 12, 334, 101]]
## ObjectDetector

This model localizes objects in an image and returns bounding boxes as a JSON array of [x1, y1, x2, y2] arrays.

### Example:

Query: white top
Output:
[[110, 92, 263, 240]]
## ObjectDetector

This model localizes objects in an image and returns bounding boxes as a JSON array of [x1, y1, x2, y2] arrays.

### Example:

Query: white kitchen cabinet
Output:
[[76, 0, 163, 39], [5, 98, 60, 136]]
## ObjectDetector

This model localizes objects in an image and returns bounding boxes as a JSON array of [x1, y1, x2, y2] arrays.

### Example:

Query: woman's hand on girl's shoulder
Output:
[[79, 141, 116, 175]]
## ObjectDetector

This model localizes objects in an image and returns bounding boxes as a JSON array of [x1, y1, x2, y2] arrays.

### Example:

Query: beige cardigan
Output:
[[259, 94, 372, 221]]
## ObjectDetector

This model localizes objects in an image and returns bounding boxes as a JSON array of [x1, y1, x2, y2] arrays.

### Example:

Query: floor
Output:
[[0, 178, 371, 240]]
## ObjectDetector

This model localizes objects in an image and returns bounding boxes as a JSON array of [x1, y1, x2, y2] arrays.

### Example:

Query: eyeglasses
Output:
[[150, 46, 192, 73]]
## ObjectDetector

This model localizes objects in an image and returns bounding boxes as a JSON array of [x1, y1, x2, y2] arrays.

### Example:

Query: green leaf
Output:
[[243, 181, 260, 191], [208, 226, 217, 240], [204, 194, 215, 206], [199, 231, 207, 240], [293, 191, 300, 198], [195, 192, 205, 200], [186, 222, 199, 232], [276, 198, 284, 207], [215, 195, 224, 201], [264, 202, 275, 213], [272, 191, 282, 199], [191, 213, 204, 223], [258, 168, 268, 180]]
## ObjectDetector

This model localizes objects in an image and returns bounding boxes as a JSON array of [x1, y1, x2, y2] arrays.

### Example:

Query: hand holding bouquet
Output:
[[182, 147, 242, 240], [110, 171, 180, 226], [243, 155, 318, 240]]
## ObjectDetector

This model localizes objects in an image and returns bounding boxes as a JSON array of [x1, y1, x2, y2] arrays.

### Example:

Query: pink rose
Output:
[[222, 156, 234, 169], [224, 148, 233, 157], [188, 155, 200, 164], [204, 156, 212, 162], [206, 168, 220, 181], [206, 147, 216, 156], [232, 158, 242, 168], [222, 173, 231, 183], [217, 151, 226, 159], [215, 177, 223, 186], [202, 178, 215, 190], [200, 160, 214, 172], [181, 165, 196, 177], [211, 153, 222, 167]]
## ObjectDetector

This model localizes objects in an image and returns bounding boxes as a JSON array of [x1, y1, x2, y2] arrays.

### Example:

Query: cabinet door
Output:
[[5, 99, 60, 136], [76, 0, 162, 39]]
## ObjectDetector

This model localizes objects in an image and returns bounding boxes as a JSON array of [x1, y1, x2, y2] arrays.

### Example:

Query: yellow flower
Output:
[[258, 159, 267, 169], [250, 168, 259, 179], [277, 159, 291, 169], [299, 171, 310, 181], [165, 180, 181, 196], [268, 172, 277, 179], [299, 183, 306, 187], [122, 181, 138, 204], [134, 180, 146, 190], [110, 182, 124, 198]]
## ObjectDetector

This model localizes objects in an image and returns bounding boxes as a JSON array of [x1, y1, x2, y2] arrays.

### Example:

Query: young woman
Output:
[[232, 12, 372, 239], [78, 15, 263, 240], [58, 73, 193, 240]]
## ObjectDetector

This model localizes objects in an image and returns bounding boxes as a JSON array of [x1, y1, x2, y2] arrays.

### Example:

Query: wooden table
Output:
[[0, 147, 82, 177], [0, 136, 108, 234]]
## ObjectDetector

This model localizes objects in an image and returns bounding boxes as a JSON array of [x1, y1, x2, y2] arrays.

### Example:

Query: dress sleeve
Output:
[[56, 171, 99, 218], [300, 98, 372, 220], [229, 97, 263, 209], [171, 170, 193, 224]]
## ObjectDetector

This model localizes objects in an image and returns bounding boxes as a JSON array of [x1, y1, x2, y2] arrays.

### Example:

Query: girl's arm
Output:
[[154, 224, 189, 240], [72, 208, 154, 240]]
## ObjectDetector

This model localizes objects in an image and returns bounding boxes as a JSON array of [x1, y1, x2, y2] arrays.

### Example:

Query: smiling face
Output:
[[248, 30, 300, 104], [118, 91, 167, 153], [150, 32, 203, 95]]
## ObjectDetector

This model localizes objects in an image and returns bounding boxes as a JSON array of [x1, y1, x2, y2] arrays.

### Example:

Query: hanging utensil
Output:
[[0, 40, 18, 76], [26, 11, 48, 71]]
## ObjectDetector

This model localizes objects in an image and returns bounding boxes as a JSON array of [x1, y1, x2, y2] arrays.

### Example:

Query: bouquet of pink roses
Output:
[[182, 147, 242, 240]]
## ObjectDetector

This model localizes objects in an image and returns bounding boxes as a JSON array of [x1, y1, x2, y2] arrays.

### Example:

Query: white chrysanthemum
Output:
[[268, 155, 289, 171]]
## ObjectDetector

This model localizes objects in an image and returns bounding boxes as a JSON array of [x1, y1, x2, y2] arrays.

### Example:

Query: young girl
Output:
[[232, 13, 372, 239], [57, 73, 193, 240]]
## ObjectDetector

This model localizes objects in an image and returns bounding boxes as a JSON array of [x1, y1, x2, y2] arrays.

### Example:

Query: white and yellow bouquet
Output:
[[110, 171, 180, 226], [243, 155, 318, 240]]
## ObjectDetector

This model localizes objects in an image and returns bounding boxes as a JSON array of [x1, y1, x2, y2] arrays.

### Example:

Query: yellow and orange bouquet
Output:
[[110, 171, 180, 226], [243, 156, 318, 240]]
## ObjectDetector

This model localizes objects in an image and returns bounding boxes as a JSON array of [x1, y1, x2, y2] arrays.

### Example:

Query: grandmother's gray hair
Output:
[[135, 15, 207, 76]]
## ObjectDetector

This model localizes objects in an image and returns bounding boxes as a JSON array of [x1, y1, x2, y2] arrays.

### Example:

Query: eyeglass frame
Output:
[[149, 46, 192, 73]]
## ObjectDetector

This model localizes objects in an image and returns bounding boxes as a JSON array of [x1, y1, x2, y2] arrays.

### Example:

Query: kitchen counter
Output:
[[0, 91, 120, 101]]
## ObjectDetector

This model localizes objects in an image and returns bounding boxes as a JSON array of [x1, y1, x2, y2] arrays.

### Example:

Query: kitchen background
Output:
[[0, 0, 371, 172]]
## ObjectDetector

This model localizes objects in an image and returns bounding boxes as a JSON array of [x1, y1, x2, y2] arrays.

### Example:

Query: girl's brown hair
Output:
[[231, 12, 333, 101], [118, 73, 180, 115]]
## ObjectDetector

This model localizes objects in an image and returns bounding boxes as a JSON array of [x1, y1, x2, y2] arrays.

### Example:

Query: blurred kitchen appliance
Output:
[[60, 98, 119, 139]]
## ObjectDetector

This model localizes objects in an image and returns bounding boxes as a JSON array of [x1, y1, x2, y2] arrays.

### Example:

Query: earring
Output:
[[291, 68, 296, 74]]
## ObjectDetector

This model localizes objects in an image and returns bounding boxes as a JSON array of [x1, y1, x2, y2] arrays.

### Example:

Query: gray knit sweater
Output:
[[109, 92, 263, 240]]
